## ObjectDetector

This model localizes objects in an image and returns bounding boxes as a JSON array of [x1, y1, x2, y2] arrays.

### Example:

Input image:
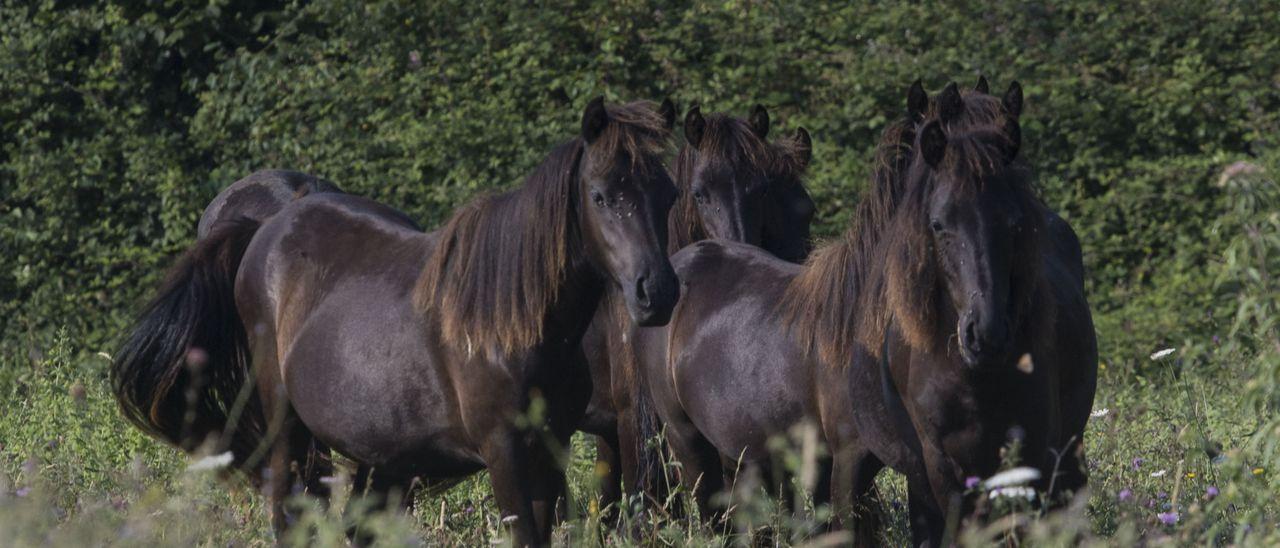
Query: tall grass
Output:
[[3, 163, 1280, 545]]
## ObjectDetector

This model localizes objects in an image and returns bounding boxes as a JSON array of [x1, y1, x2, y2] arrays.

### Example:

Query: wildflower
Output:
[[1150, 469, 1167, 478], [1016, 353, 1034, 374], [70, 381, 86, 403], [408, 50, 422, 69], [988, 486, 1036, 500], [1157, 491, 1168, 499], [319, 476, 340, 485], [1118, 488, 1133, 502], [187, 451, 234, 472], [1090, 408, 1109, 418], [1205, 486, 1219, 500], [1252, 467, 1265, 476], [15, 487, 30, 498], [1157, 511, 1179, 525], [965, 476, 981, 490], [1185, 472, 1196, 479], [1132, 457, 1144, 470], [1150, 348, 1176, 360], [185, 347, 209, 373], [984, 467, 1042, 488], [501, 515, 519, 525]]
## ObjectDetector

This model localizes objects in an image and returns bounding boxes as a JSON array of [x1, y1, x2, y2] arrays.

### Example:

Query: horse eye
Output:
[[591, 190, 606, 208], [930, 219, 944, 233]]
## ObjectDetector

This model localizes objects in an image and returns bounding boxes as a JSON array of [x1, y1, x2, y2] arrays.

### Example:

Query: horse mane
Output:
[[414, 101, 671, 358], [669, 113, 810, 252], [783, 90, 1046, 368]]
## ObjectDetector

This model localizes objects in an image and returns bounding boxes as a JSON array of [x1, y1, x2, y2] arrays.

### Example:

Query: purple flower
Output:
[[1157, 511, 1179, 525], [1132, 457, 1144, 470], [965, 476, 981, 490], [408, 50, 422, 69], [1157, 491, 1168, 499], [1212, 335, 1221, 345], [15, 487, 30, 498], [1206, 486, 1219, 499], [1147, 498, 1156, 509], [1118, 488, 1133, 502]]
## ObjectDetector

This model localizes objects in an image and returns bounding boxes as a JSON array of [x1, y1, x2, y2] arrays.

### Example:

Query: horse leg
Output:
[[256, 377, 329, 542], [483, 431, 541, 546], [663, 420, 725, 527], [594, 430, 623, 520], [344, 465, 415, 547], [832, 447, 884, 547], [906, 475, 946, 548]]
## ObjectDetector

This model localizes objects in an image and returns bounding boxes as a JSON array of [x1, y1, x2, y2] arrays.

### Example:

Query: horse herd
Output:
[[111, 78, 1097, 547]]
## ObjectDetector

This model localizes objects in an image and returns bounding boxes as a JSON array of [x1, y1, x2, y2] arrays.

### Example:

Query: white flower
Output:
[[1150, 348, 1176, 360], [501, 515, 519, 524], [988, 486, 1037, 500], [187, 451, 234, 472], [1150, 469, 1167, 478], [983, 467, 1042, 489], [1090, 408, 1110, 418], [96, 351, 112, 361]]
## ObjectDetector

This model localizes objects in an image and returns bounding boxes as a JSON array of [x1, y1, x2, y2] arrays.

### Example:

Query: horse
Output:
[[782, 79, 1097, 545], [112, 98, 682, 546], [576, 104, 816, 514], [197, 169, 346, 239], [626, 79, 1095, 546]]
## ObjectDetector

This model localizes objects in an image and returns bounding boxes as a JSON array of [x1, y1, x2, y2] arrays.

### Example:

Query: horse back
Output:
[[198, 169, 344, 238]]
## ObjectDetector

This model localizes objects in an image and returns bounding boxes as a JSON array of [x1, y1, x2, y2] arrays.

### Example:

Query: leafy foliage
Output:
[[4, 0, 1280, 545]]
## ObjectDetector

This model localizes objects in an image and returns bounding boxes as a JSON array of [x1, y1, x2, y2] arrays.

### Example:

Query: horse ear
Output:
[[582, 96, 608, 143], [920, 121, 947, 168], [684, 105, 705, 149], [1003, 117, 1021, 162], [1003, 81, 1023, 118], [907, 79, 928, 122], [975, 75, 990, 94], [938, 82, 963, 123], [659, 98, 677, 131], [749, 104, 770, 139], [794, 127, 812, 169]]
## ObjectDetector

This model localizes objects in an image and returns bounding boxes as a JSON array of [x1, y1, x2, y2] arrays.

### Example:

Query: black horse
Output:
[[784, 79, 1097, 545], [576, 105, 816, 512], [629, 80, 1096, 546], [112, 98, 681, 546]]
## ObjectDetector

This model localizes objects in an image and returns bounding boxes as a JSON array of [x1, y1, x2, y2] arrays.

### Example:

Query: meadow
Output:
[[4, 1, 1280, 546]]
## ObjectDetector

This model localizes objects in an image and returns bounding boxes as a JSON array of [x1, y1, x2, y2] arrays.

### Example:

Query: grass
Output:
[[1, 330, 1278, 547]]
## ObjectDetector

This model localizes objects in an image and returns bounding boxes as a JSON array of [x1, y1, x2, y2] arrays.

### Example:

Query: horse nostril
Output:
[[634, 275, 650, 307], [964, 319, 980, 352]]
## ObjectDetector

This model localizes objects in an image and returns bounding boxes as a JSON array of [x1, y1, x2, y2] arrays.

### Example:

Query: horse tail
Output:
[[111, 218, 266, 465]]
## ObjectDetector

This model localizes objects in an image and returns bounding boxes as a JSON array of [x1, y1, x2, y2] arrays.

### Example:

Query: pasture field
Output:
[[4, 1, 1280, 546]]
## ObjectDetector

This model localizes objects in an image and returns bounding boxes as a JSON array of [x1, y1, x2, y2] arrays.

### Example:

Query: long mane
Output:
[[414, 101, 671, 358], [783, 91, 1044, 368], [669, 113, 810, 253]]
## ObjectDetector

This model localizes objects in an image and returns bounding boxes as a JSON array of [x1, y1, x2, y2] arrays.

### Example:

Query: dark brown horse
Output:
[[784, 79, 1097, 545], [628, 80, 1095, 546], [576, 105, 816, 512], [112, 98, 681, 546]]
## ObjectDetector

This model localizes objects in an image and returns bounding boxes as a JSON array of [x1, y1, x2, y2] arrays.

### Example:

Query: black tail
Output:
[[111, 218, 265, 464]]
